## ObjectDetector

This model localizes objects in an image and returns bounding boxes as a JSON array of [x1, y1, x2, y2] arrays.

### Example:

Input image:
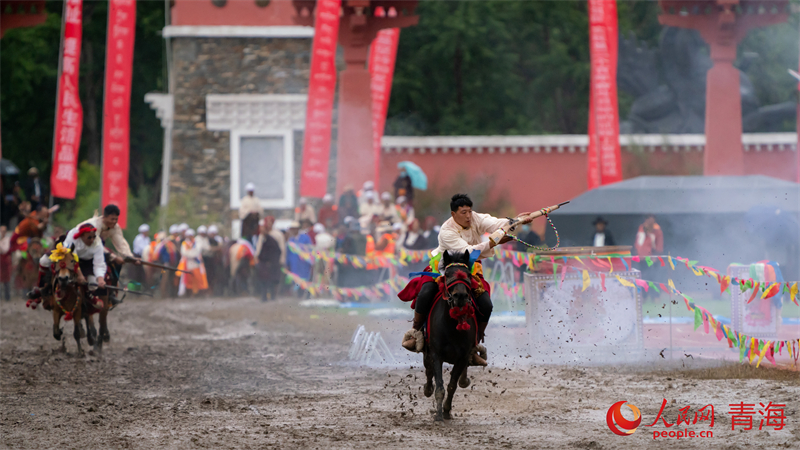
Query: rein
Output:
[[51, 269, 80, 321], [442, 263, 478, 332], [509, 212, 561, 251]]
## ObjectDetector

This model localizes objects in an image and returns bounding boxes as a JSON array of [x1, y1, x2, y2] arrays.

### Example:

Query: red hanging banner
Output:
[[51, 0, 84, 200], [100, 0, 136, 228], [587, 0, 622, 186], [299, 0, 341, 199], [368, 28, 400, 187]]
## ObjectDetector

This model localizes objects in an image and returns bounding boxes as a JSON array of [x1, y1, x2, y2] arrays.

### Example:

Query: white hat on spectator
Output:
[[289, 221, 301, 229], [138, 224, 150, 233], [169, 225, 178, 234], [363, 181, 374, 190], [197, 225, 207, 234], [208, 225, 219, 234], [323, 193, 334, 203], [381, 191, 392, 201], [395, 196, 406, 205], [364, 191, 376, 201], [299, 197, 308, 205], [313, 223, 325, 234], [179, 223, 189, 232], [185, 229, 195, 237], [392, 222, 403, 232], [343, 216, 355, 224], [245, 182, 255, 192]]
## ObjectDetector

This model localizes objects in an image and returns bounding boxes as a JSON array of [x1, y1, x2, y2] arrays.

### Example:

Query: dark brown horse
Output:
[[422, 250, 479, 421], [47, 253, 84, 355], [84, 258, 122, 354]]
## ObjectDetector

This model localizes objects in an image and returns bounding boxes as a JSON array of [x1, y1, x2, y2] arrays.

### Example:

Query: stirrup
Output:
[[470, 344, 488, 366], [401, 329, 424, 353]]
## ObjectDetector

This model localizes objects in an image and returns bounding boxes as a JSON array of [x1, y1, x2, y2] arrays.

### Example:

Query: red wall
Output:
[[380, 151, 588, 235], [380, 147, 798, 235], [171, 0, 298, 26]]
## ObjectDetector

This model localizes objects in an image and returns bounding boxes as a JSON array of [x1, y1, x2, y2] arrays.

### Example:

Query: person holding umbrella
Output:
[[395, 161, 428, 206]]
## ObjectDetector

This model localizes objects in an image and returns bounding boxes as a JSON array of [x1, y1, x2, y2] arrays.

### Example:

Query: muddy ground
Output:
[[1, 296, 798, 449]]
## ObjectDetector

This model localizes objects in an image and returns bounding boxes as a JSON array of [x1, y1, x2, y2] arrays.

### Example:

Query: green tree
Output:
[[1, 1, 166, 228]]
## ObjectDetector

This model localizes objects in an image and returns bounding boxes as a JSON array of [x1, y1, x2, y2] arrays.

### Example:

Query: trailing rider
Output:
[[28, 223, 106, 310], [79, 204, 140, 306]]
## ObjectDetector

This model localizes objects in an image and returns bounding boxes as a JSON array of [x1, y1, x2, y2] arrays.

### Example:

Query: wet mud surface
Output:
[[1, 296, 798, 449]]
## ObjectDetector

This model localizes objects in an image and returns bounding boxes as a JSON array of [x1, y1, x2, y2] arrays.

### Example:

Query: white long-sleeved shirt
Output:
[[180, 239, 204, 271], [64, 226, 107, 279], [239, 195, 263, 219], [80, 216, 133, 257], [432, 212, 508, 263], [132, 234, 150, 256]]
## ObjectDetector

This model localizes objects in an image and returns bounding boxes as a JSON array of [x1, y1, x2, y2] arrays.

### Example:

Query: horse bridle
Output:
[[442, 262, 474, 307]]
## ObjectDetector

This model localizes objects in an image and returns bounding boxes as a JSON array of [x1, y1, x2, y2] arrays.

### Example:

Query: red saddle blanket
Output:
[[397, 266, 491, 309]]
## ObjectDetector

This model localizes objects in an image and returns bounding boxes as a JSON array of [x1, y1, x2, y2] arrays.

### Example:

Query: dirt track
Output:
[[1, 296, 798, 449]]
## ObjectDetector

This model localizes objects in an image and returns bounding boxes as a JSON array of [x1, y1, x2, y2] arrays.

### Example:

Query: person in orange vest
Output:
[[374, 222, 396, 257]]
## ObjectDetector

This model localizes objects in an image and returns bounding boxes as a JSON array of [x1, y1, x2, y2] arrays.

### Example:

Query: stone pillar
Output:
[[293, 0, 418, 195], [704, 32, 743, 175]]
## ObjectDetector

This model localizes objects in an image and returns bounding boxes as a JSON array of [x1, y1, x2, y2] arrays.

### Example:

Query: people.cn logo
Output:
[[607, 401, 642, 436]]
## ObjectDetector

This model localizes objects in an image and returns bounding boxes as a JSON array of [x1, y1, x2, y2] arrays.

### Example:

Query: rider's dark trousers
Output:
[[414, 281, 493, 323]]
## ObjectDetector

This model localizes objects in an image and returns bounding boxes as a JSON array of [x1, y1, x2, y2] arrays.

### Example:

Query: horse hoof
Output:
[[424, 383, 433, 398], [434, 415, 444, 422], [458, 376, 471, 389], [443, 411, 452, 420]]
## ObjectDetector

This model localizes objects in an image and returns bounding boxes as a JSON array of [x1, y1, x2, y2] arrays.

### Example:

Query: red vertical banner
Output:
[[368, 28, 400, 187], [100, 0, 136, 228], [51, 0, 84, 199], [588, 0, 622, 186], [587, 93, 600, 190], [300, 0, 341, 199]]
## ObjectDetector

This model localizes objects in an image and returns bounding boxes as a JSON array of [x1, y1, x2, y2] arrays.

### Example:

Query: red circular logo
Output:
[[606, 401, 642, 436]]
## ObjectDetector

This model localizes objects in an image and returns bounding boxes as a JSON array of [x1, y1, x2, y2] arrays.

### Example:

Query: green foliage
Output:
[[738, 13, 800, 132], [1, 2, 166, 215], [52, 161, 159, 242], [388, 0, 662, 136], [164, 188, 226, 232]]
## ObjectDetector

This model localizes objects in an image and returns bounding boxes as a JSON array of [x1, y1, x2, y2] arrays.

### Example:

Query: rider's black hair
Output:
[[103, 204, 121, 217], [450, 194, 473, 212]]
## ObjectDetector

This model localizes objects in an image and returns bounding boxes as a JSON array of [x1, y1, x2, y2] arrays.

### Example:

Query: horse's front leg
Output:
[[444, 359, 468, 420], [73, 308, 84, 357], [99, 303, 110, 343], [423, 352, 434, 398], [85, 313, 97, 346], [52, 307, 63, 341], [432, 354, 445, 422]]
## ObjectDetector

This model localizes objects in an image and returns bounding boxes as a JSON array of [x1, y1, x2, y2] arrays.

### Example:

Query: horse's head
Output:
[[442, 250, 473, 309], [55, 260, 78, 290], [48, 245, 79, 292]]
